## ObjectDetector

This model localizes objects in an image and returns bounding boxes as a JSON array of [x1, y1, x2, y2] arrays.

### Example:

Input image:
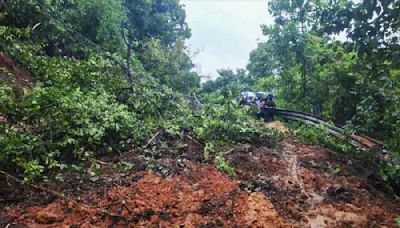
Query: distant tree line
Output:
[[202, 0, 400, 152]]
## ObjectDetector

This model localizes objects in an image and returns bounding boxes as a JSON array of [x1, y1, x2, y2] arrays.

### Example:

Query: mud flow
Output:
[[1, 122, 399, 227]]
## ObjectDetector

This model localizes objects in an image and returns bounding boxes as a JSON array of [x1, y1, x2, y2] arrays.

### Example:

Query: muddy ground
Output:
[[0, 122, 399, 227]]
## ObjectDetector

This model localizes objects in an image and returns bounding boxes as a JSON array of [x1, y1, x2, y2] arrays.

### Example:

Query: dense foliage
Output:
[[0, 0, 279, 181], [0, 0, 200, 180], [245, 0, 400, 152], [248, 0, 400, 187]]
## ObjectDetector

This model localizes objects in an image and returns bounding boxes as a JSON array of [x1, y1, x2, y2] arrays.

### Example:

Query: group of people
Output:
[[240, 91, 276, 122]]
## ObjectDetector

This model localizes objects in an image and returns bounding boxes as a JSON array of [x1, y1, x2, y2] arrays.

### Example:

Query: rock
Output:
[[326, 184, 353, 203], [35, 203, 65, 224]]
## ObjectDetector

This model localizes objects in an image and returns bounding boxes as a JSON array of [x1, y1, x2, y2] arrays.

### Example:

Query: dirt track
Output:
[[1, 122, 399, 227]]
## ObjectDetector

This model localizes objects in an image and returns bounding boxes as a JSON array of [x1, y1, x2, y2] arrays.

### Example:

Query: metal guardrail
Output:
[[273, 108, 383, 150]]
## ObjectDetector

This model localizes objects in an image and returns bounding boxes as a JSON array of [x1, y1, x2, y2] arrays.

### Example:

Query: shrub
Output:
[[0, 85, 146, 181], [289, 122, 354, 154], [215, 155, 236, 176], [194, 92, 280, 144]]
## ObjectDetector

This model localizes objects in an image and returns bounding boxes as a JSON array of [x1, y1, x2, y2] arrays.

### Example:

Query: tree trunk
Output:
[[125, 42, 133, 86], [302, 58, 307, 97], [121, 25, 134, 87]]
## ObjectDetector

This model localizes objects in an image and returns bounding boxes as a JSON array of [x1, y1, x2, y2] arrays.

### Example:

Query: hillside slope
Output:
[[1, 123, 399, 227]]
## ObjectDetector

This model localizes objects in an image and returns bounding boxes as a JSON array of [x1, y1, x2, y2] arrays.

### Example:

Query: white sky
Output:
[[181, 0, 273, 80]]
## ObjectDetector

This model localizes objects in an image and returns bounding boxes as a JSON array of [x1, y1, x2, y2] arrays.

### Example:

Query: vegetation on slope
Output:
[[0, 0, 279, 182], [0, 0, 399, 226], [0, 0, 398, 194]]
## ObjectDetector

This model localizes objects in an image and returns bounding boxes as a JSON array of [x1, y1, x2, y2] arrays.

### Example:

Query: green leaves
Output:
[[246, 0, 400, 158], [22, 160, 45, 183], [0, 0, 199, 183], [193, 89, 280, 159], [380, 162, 400, 182], [122, 0, 190, 46], [0, 82, 146, 182], [289, 123, 354, 154], [215, 155, 236, 176], [201, 69, 249, 94]]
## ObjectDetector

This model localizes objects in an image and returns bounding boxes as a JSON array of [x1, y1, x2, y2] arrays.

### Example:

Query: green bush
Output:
[[379, 160, 400, 194], [289, 122, 354, 154], [194, 92, 280, 144], [0, 85, 146, 181], [215, 155, 236, 176]]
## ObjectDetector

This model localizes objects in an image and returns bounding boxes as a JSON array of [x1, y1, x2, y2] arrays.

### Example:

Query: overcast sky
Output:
[[181, 0, 273, 80]]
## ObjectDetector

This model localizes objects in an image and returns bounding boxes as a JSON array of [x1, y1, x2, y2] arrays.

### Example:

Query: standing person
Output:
[[255, 97, 261, 109], [265, 93, 276, 122], [257, 99, 266, 120]]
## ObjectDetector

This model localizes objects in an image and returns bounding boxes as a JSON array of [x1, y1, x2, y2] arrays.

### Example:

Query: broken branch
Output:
[[143, 130, 161, 148], [0, 170, 91, 209]]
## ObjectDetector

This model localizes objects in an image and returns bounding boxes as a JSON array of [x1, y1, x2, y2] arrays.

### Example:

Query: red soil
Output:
[[2, 164, 282, 227], [1, 131, 399, 227]]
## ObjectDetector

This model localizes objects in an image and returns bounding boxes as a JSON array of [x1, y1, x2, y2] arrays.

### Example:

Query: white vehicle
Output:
[[240, 91, 257, 100]]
